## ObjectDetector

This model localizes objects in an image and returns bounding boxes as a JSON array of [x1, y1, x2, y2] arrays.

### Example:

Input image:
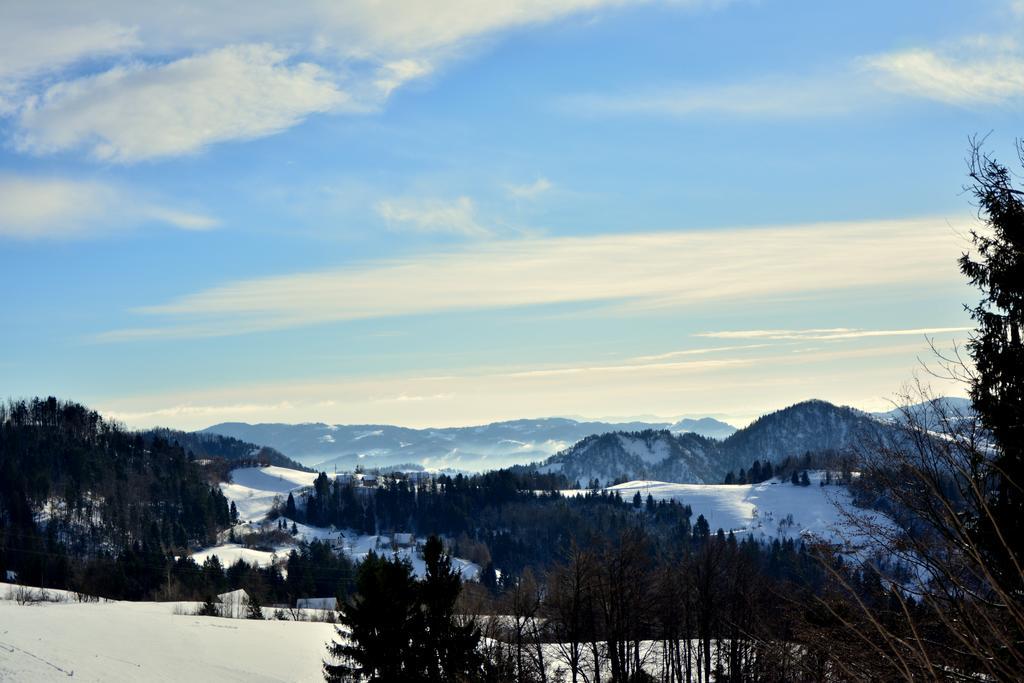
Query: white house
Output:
[[216, 588, 250, 619]]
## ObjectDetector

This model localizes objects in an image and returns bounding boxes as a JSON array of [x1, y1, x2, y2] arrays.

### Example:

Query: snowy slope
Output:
[[190, 543, 282, 569], [542, 430, 717, 485], [221, 466, 321, 521], [0, 588, 335, 682], [206, 467, 480, 579], [567, 472, 877, 544]]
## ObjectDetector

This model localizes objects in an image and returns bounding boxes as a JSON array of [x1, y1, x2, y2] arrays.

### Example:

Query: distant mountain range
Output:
[[541, 399, 901, 485], [203, 397, 970, 483], [201, 416, 737, 472]]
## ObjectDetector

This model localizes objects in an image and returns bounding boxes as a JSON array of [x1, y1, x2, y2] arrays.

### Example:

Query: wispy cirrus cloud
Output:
[[864, 44, 1024, 105], [696, 327, 973, 341], [97, 339, 966, 431], [563, 33, 1024, 119], [0, 174, 218, 239], [96, 215, 970, 341], [505, 177, 554, 199], [375, 195, 490, 236]]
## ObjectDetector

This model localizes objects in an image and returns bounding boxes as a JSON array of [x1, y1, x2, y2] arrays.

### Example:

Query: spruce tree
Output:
[[960, 139, 1024, 585], [419, 535, 483, 681], [324, 552, 421, 682]]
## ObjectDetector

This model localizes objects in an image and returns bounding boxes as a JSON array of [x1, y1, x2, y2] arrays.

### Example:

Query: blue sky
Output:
[[1, 0, 1021, 429]]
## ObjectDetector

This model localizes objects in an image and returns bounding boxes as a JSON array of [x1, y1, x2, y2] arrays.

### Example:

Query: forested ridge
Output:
[[0, 397, 233, 593]]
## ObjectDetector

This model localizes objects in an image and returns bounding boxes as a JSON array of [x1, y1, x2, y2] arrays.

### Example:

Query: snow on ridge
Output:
[[353, 430, 383, 441], [616, 434, 671, 465], [569, 472, 866, 544]]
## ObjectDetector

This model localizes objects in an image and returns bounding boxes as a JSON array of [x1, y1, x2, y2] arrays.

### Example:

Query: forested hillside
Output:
[[146, 427, 310, 471], [0, 397, 233, 592]]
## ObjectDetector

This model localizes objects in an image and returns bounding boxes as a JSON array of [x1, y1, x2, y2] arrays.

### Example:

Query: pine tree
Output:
[[230, 501, 239, 524], [800, 471, 811, 487], [632, 491, 642, 508], [791, 471, 800, 485], [285, 492, 297, 520]]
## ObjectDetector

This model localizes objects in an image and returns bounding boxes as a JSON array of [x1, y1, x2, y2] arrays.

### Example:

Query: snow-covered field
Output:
[[220, 466, 321, 521], [0, 584, 335, 682], [566, 472, 864, 543]]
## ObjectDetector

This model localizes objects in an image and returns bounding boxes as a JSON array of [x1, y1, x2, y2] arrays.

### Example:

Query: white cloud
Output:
[[506, 177, 554, 199], [566, 33, 1024, 119], [96, 338, 968, 431], [697, 327, 973, 341], [0, 174, 218, 238], [564, 75, 873, 118], [3, 0, 702, 161], [864, 47, 1024, 105], [374, 59, 433, 97], [375, 196, 490, 236], [96, 215, 970, 340], [16, 44, 348, 162], [629, 343, 770, 362]]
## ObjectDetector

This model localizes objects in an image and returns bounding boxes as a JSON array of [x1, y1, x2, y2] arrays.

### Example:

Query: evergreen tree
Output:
[[247, 593, 265, 620], [632, 491, 642, 508], [791, 470, 800, 485], [325, 552, 421, 682], [230, 501, 239, 524], [419, 535, 483, 681], [693, 514, 710, 543], [799, 471, 811, 486], [960, 139, 1024, 585], [285, 492, 297, 520], [199, 594, 219, 617]]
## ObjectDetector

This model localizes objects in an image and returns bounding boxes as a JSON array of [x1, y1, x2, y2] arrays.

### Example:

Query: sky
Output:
[[1, 0, 1021, 430]]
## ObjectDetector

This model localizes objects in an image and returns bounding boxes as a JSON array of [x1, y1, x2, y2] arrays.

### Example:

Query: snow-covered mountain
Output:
[[542, 399, 901, 485], [201, 416, 736, 471], [872, 396, 974, 431], [670, 417, 737, 439], [540, 430, 720, 485]]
